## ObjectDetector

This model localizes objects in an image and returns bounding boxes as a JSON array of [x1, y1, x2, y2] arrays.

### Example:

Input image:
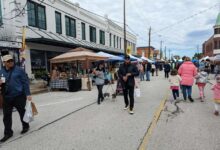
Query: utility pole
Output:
[[164, 46, 167, 60], [148, 27, 151, 58], [160, 41, 163, 59], [168, 49, 171, 61], [123, 0, 127, 55]]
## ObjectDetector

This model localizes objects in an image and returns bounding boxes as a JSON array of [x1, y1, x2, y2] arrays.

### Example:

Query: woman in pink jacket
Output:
[[178, 57, 197, 102]]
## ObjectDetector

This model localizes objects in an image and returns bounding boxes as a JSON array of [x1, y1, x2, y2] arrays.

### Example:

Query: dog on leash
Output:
[[104, 92, 117, 101]]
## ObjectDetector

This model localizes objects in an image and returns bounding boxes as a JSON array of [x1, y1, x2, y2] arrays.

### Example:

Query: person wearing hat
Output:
[[0, 54, 32, 143], [118, 55, 139, 114]]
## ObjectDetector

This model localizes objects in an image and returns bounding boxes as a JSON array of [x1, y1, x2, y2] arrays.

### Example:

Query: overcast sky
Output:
[[71, 0, 220, 57]]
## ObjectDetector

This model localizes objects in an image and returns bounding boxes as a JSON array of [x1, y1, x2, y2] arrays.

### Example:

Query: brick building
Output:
[[203, 13, 220, 56], [137, 46, 155, 58]]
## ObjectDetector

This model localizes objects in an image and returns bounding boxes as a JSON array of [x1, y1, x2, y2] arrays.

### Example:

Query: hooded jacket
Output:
[[178, 61, 197, 86], [195, 71, 208, 84], [118, 63, 139, 88]]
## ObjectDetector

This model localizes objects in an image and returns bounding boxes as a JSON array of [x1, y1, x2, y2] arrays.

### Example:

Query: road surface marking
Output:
[[138, 90, 169, 150]]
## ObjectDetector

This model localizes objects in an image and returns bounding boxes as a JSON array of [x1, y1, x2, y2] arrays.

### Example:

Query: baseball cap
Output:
[[2, 55, 13, 62], [125, 55, 130, 60]]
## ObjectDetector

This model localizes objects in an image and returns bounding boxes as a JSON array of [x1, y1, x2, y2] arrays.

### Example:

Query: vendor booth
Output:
[[50, 47, 108, 91]]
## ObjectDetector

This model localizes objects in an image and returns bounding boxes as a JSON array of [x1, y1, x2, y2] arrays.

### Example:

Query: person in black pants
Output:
[[0, 55, 32, 143], [118, 55, 139, 114], [93, 62, 105, 105], [164, 61, 171, 79]]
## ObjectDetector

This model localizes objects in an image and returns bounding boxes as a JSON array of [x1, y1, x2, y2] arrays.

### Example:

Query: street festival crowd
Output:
[[0, 54, 220, 143]]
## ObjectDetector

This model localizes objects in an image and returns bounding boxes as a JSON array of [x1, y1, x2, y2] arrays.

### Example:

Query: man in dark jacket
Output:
[[0, 55, 32, 143], [164, 61, 171, 78], [118, 55, 139, 114], [145, 61, 152, 81]]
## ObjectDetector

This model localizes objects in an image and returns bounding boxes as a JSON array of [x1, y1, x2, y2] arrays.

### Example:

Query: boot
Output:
[[188, 96, 194, 102]]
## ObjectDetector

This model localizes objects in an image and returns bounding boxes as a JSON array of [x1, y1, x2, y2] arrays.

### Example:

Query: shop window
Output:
[[65, 16, 76, 37], [113, 35, 116, 48], [99, 30, 105, 45], [55, 11, 62, 34], [27, 0, 46, 30], [109, 33, 112, 47], [81, 22, 86, 40], [89, 26, 96, 43]]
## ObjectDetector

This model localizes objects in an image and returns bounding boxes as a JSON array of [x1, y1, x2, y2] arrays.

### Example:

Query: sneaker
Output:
[[214, 111, 219, 116], [21, 127, 29, 134], [129, 110, 134, 115], [188, 97, 194, 102], [0, 134, 13, 143], [124, 106, 129, 110]]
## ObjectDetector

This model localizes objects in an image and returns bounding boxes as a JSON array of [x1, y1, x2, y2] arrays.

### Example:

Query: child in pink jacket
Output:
[[211, 75, 220, 116]]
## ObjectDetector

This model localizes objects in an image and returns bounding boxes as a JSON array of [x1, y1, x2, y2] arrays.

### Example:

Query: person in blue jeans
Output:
[[145, 61, 152, 81]]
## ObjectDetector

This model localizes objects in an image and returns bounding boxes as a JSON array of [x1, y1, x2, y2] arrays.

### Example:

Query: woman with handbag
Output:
[[93, 62, 105, 105]]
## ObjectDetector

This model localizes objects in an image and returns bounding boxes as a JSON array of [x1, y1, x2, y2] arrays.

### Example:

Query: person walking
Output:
[[118, 55, 139, 114], [151, 63, 156, 76], [93, 62, 105, 105], [178, 57, 197, 102], [145, 61, 152, 81], [211, 75, 220, 116], [195, 69, 208, 102], [164, 61, 171, 79], [0, 55, 32, 143], [137, 62, 144, 81], [169, 69, 182, 102], [155, 61, 159, 76]]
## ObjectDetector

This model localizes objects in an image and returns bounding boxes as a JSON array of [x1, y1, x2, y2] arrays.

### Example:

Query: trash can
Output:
[[68, 78, 82, 92]]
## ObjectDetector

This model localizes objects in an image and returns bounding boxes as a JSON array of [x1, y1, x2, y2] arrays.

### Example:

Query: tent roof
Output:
[[50, 47, 108, 63], [97, 51, 124, 61]]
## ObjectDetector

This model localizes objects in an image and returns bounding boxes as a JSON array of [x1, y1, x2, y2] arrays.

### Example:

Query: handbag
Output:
[[134, 88, 141, 98], [31, 101, 38, 116]]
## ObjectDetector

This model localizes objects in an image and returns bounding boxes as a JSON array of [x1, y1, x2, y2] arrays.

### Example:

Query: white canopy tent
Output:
[[141, 56, 154, 63], [97, 52, 124, 61]]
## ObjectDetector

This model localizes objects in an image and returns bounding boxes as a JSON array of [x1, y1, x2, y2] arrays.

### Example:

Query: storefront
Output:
[[30, 49, 63, 78]]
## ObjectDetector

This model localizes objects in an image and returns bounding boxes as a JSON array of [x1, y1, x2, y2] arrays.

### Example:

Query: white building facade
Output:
[[0, 0, 137, 77]]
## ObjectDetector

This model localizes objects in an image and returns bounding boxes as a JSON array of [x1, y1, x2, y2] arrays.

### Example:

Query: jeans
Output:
[[139, 72, 145, 81], [182, 85, 192, 100], [96, 85, 104, 104], [3, 94, 29, 136], [146, 71, 150, 81], [172, 89, 179, 100], [123, 86, 134, 111]]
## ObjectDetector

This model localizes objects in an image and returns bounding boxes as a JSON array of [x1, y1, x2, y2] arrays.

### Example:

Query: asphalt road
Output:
[[0, 73, 168, 150]]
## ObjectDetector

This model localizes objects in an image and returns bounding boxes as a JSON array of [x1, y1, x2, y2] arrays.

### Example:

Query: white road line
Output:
[[37, 98, 83, 107]]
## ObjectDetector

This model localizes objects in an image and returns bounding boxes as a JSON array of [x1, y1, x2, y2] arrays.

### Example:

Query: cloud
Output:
[[70, 0, 219, 56]]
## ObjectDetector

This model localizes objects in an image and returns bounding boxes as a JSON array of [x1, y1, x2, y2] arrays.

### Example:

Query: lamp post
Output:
[[123, 0, 127, 56]]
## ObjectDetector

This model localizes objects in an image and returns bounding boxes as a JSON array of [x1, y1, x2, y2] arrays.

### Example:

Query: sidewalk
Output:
[[147, 76, 220, 150]]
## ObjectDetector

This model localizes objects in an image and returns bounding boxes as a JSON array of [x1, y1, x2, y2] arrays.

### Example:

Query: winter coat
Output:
[[169, 75, 182, 87], [164, 64, 171, 72], [145, 63, 152, 72], [94, 70, 105, 85], [211, 83, 220, 103], [195, 71, 208, 84], [118, 63, 139, 88], [178, 61, 197, 86]]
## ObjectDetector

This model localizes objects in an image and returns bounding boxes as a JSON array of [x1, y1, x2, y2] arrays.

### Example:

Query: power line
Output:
[[153, 3, 219, 34]]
